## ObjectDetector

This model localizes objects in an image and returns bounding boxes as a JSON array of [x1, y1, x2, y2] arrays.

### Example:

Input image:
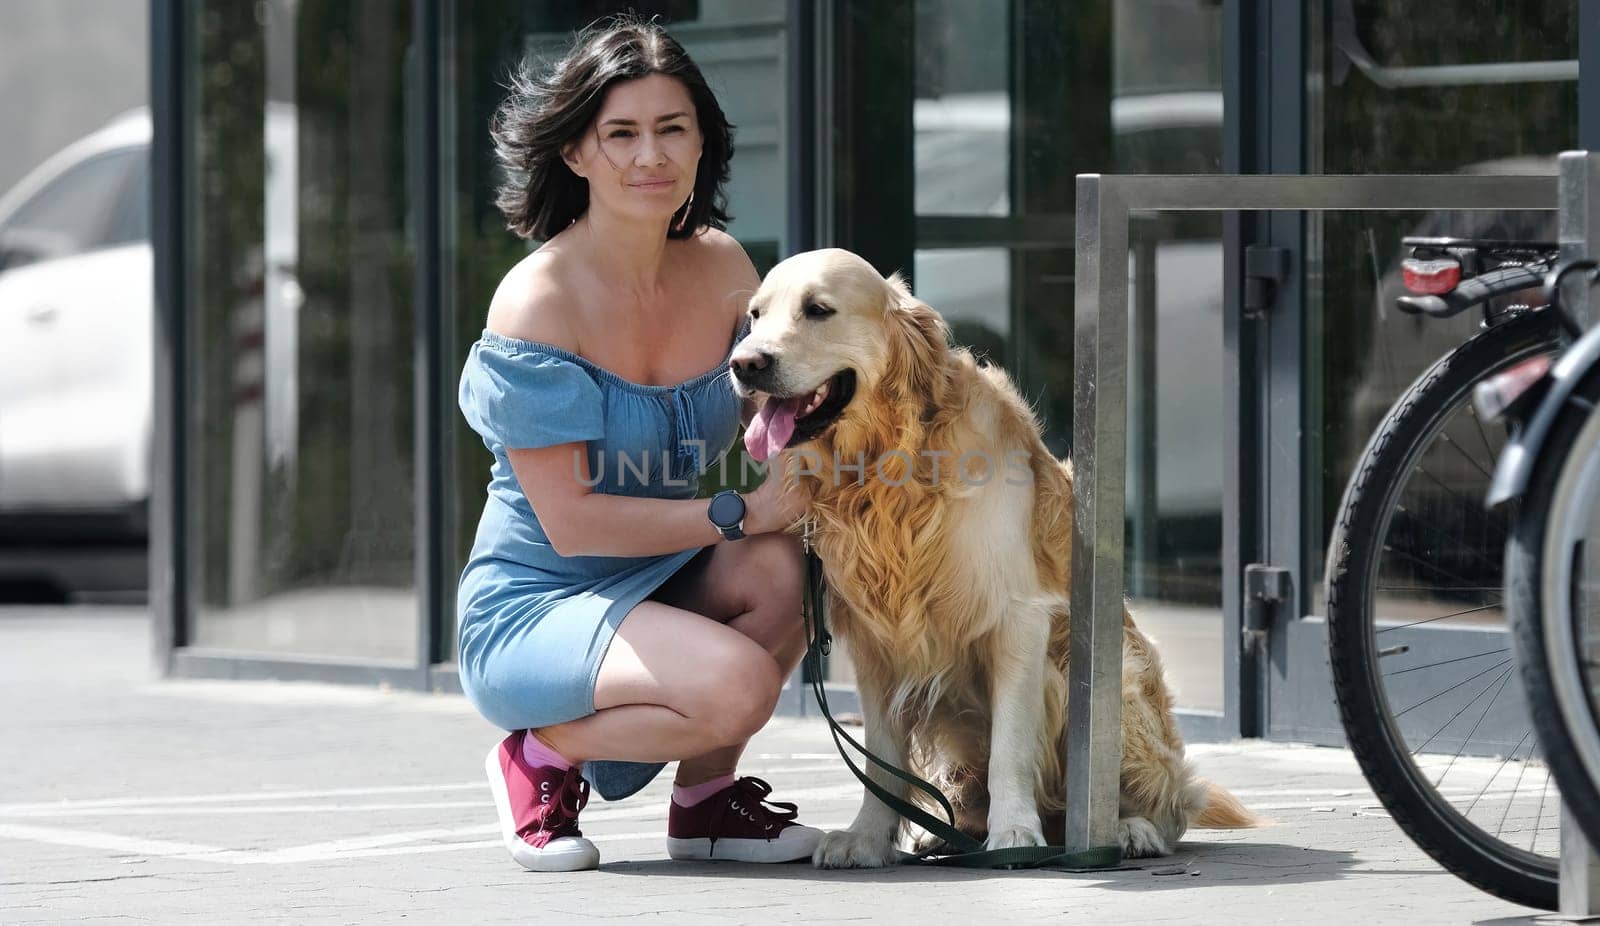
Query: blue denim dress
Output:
[[456, 320, 747, 800]]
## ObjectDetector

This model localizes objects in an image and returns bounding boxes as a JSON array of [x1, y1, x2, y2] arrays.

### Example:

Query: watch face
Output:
[[708, 492, 744, 527]]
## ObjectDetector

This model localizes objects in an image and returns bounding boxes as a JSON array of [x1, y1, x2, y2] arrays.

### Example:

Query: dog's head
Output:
[[731, 248, 950, 462]]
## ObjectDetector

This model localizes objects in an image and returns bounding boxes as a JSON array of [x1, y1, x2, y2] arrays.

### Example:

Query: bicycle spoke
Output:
[[1382, 543, 1481, 589], [1395, 657, 1514, 719], [1391, 504, 1502, 575], [1410, 661, 1513, 756], [1468, 405, 1499, 469], [1532, 766, 1552, 855], [1376, 602, 1503, 635], [1438, 429, 1494, 483], [1492, 730, 1535, 839], [1414, 464, 1509, 542], [1385, 646, 1509, 676], [1444, 665, 1515, 810]]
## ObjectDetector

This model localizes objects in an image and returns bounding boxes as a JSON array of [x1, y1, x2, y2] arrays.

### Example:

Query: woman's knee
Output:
[[733, 533, 807, 647], [748, 532, 806, 606], [691, 641, 785, 746]]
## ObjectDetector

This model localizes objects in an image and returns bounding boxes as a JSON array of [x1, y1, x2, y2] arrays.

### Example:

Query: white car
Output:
[[0, 109, 151, 595]]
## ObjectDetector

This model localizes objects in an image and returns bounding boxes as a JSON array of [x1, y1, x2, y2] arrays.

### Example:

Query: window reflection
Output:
[[1308, 0, 1576, 607], [914, 248, 1008, 361], [913, 0, 1008, 217], [186, 0, 416, 661], [1122, 220, 1225, 712]]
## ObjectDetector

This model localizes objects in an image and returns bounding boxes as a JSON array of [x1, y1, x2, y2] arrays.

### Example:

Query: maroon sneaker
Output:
[[484, 731, 600, 872], [666, 776, 822, 862]]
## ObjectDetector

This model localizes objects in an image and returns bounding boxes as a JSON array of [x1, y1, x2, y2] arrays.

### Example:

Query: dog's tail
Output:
[[1190, 780, 1263, 829]]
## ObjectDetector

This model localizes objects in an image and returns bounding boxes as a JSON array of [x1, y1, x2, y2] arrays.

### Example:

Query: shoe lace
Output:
[[539, 767, 590, 836], [718, 776, 799, 834]]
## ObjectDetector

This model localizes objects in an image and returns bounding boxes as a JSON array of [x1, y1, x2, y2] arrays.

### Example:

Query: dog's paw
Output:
[[1117, 816, 1170, 858], [985, 822, 1046, 852], [813, 828, 902, 869]]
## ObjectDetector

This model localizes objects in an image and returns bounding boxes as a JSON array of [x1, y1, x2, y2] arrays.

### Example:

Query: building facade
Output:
[[151, 0, 1597, 743]]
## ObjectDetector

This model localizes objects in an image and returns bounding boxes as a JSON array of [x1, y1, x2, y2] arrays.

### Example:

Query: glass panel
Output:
[[913, 248, 1008, 361], [1111, 0, 1223, 173], [1124, 221, 1225, 712], [186, 0, 416, 661], [441, 3, 790, 662], [1307, 0, 1576, 607], [1105, 4, 1226, 713], [913, 0, 1008, 216]]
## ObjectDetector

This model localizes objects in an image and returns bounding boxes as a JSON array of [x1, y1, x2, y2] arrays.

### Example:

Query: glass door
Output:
[[1279, 0, 1578, 744], [830, 0, 1229, 715]]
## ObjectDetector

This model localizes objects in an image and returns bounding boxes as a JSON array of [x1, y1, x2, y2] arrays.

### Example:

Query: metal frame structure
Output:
[[1066, 172, 1557, 853], [1555, 149, 1600, 919]]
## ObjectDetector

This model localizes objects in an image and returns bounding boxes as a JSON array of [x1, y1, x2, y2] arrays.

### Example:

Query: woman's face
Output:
[[564, 73, 703, 228]]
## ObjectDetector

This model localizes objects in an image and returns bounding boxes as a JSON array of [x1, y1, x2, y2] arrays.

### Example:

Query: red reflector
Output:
[[1403, 258, 1462, 295], [1472, 353, 1553, 421]]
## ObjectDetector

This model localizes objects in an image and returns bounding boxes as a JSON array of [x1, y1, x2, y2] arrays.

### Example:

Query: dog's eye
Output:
[[804, 302, 835, 319], [749, 308, 761, 321]]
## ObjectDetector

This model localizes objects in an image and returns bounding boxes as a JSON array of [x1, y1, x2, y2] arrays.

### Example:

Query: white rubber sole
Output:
[[666, 825, 823, 863], [484, 744, 599, 872]]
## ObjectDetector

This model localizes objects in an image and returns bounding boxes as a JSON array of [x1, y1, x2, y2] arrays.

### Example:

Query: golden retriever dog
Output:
[[730, 248, 1256, 868]]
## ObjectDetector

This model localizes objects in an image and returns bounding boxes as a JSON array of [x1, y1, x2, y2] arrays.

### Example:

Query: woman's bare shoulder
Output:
[[692, 227, 758, 273], [484, 248, 581, 351], [687, 228, 761, 323]]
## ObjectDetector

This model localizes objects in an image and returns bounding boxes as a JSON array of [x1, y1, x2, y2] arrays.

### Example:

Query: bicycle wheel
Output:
[[1327, 308, 1563, 910], [1507, 363, 1600, 852]]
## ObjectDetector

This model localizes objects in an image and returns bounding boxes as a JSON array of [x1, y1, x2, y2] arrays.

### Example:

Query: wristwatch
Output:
[[707, 490, 747, 541]]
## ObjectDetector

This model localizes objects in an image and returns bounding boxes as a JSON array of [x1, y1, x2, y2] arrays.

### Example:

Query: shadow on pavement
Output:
[[604, 841, 1360, 889]]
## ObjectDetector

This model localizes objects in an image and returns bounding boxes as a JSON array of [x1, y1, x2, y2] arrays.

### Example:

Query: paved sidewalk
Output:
[[0, 608, 1549, 924]]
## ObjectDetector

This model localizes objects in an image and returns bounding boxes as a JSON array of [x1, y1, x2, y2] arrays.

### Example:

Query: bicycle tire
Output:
[[1507, 363, 1600, 853], [1327, 308, 1563, 910]]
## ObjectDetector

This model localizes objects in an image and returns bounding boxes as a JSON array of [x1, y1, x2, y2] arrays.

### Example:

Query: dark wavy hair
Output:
[[491, 15, 734, 241]]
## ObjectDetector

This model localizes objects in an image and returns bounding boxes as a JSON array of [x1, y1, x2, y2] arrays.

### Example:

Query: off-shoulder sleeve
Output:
[[458, 337, 605, 450]]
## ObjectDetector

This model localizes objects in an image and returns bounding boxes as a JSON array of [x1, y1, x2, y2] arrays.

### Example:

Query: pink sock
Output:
[[673, 773, 737, 807], [521, 731, 573, 771]]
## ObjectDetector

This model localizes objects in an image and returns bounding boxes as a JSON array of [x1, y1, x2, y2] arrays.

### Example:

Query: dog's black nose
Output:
[[729, 349, 773, 379]]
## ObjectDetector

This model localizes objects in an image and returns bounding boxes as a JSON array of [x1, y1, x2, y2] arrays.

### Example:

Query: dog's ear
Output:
[[881, 272, 951, 408]]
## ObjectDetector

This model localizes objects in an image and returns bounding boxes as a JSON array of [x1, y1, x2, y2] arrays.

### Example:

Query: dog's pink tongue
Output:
[[744, 397, 800, 462]]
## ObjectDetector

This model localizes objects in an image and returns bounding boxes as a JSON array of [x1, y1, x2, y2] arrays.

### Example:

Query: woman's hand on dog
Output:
[[744, 450, 808, 535]]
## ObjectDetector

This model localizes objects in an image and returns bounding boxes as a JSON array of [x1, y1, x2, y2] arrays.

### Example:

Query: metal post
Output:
[[412, 0, 444, 686], [1067, 174, 1129, 854], [1556, 148, 1600, 919], [1561, 150, 1600, 330], [1067, 171, 1558, 858], [1128, 228, 1159, 599], [1562, 807, 1600, 918], [149, 0, 187, 670]]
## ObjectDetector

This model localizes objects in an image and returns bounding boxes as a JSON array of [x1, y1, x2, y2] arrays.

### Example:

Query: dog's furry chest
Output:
[[812, 476, 1032, 687]]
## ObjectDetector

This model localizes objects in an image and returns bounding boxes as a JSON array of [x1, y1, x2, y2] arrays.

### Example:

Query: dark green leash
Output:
[[799, 545, 1123, 871]]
